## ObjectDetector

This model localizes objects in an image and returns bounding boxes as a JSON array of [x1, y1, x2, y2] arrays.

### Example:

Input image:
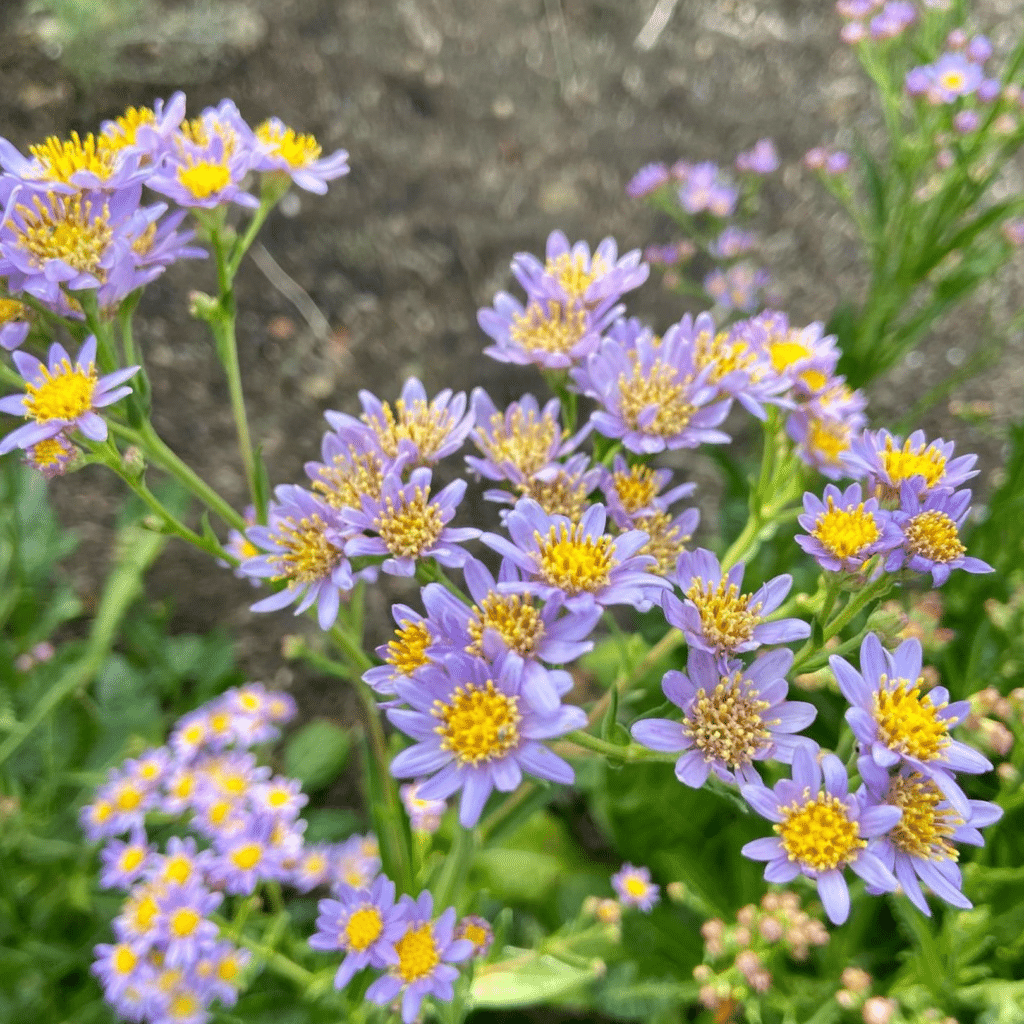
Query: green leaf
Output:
[[471, 950, 596, 1008], [473, 848, 565, 903], [284, 719, 351, 792]]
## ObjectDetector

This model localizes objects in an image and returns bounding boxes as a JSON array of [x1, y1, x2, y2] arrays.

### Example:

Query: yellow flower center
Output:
[[129, 892, 160, 931], [385, 618, 432, 676], [616, 358, 696, 437], [113, 944, 137, 974], [217, 955, 241, 982], [873, 675, 950, 761], [168, 992, 201, 1020], [622, 876, 647, 897], [467, 593, 545, 658], [178, 160, 232, 199], [267, 788, 291, 807], [30, 436, 73, 468], [182, 722, 205, 746], [509, 300, 587, 355], [238, 692, 262, 713], [170, 908, 202, 937], [463, 922, 489, 948], [101, 106, 157, 150], [476, 407, 560, 478], [683, 671, 773, 768], [693, 329, 756, 384], [22, 357, 98, 424], [364, 398, 454, 461], [28, 132, 118, 183], [806, 416, 850, 467], [119, 847, 146, 873], [219, 772, 248, 796], [256, 120, 322, 168], [940, 70, 966, 92], [611, 464, 660, 514], [163, 855, 193, 885], [535, 523, 615, 594], [775, 792, 865, 871], [16, 193, 112, 275], [208, 711, 231, 735], [768, 337, 812, 373], [685, 578, 762, 652], [395, 923, 440, 983], [313, 447, 385, 508], [269, 513, 343, 584], [904, 511, 965, 564], [231, 844, 263, 871], [801, 369, 828, 392], [881, 439, 947, 490], [373, 487, 444, 559], [887, 773, 961, 862], [171, 773, 195, 799], [207, 800, 231, 825], [434, 680, 521, 766], [545, 251, 608, 300], [113, 783, 144, 812], [90, 799, 113, 823], [345, 906, 384, 951], [520, 469, 590, 521], [812, 499, 880, 560], [0, 297, 27, 325], [634, 509, 691, 577]]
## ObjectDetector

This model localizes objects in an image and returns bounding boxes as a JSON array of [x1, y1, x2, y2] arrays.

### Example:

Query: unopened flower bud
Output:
[[188, 290, 220, 320], [666, 881, 687, 903], [736, 905, 756, 927], [281, 635, 305, 660], [862, 996, 898, 1024], [842, 967, 872, 994], [693, 964, 713, 982], [122, 445, 146, 478], [758, 916, 784, 943], [595, 898, 621, 925]]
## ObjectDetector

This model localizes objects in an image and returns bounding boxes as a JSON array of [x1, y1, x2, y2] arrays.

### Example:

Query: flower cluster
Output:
[[82, 685, 379, 1024]]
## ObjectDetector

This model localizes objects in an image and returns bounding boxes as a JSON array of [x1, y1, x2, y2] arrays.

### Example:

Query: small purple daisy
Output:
[[611, 863, 660, 911], [253, 117, 350, 194]]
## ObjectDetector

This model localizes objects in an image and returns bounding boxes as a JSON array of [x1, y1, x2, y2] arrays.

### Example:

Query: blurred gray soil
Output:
[[1, 0, 1022, 723]]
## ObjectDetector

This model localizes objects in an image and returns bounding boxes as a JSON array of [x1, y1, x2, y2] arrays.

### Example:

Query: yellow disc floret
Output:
[[363, 398, 453, 461], [635, 509, 691, 577], [806, 416, 851, 469], [16, 193, 112, 275], [683, 671, 773, 769], [610, 464, 659, 514], [467, 593, 545, 658], [28, 132, 119, 184], [112, 944, 137, 975], [776, 792, 865, 871], [22, 356, 98, 424], [345, 906, 384, 951], [881, 438, 947, 490], [873, 675, 950, 762], [904, 511, 965, 564], [256, 120, 322, 168], [545, 251, 608, 300], [395, 923, 441, 983], [178, 160, 232, 199], [617, 357, 696, 438], [812, 498, 880, 560], [170, 908, 202, 938], [887, 774, 961, 862], [230, 844, 263, 871], [385, 619, 432, 676], [509, 300, 587, 356], [269, 514, 342, 584], [434, 680, 521, 766], [535, 522, 615, 594], [374, 487, 444, 559], [313, 447, 385, 508], [476, 407, 560, 478], [685, 577, 762, 652]]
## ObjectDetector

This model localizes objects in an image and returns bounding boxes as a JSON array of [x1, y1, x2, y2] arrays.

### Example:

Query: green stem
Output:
[[434, 826, 476, 911], [564, 730, 672, 764], [211, 913, 315, 989]]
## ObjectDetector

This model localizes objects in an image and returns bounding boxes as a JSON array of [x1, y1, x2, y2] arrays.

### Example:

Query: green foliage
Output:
[[284, 719, 352, 792]]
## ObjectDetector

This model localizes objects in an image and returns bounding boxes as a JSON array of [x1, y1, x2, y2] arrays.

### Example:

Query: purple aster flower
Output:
[[130, 208, 207, 281], [148, 836, 212, 890], [626, 162, 671, 197], [155, 881, 222, 969], [465, 389, 590, 489], [836, 0, 878, 19], [326, 377, 474, 467], [0, 297, 31, 350], [709, 227, 756, 259], [571, 316, 731, 455], [210, 817, 287, 895], [485, 451, 602, 522], [421, 554, 599, 713], [745, 312, 840, 398], [844, 428, 978, 503], [22, 432, 79, 479], [841, 21, 868, 43], [251, 775, 309, 819], [906, 65, 934, 97], [953, 109, 981, 133], [740, 746, 901, 924], [240, 484, 353, 629], [644, 240, 695, 265], [1003, 219, 1024, 247], [387, 651, 585, 827], [99, 827, 154, 889], [611, 863, 660, 911], [456, 915, 494, 958], [309, 874, 406, 990], [99, 92, 187, 157], [668, 550, 810, 663], [735, 139, 779, 175], [306, 419, 388, 512], [966, 35, 993, 64], [679, 162, 738, 216], [363, 602, 436, 695], [342, 466, 478, 577], [480, 499, 669, 615], [600, 455, 696, 528], [631, 648, 817, 787], [92, 939, 153, 1003], [930, 53, 984, 102], [145, 99, 260, 209], [870, 1, 916, 39], [252, 117, 349, 194], [194, 940, 250, 1007], [511, 229, 648, 311], [400, 780, 447, 833], [887, 484, 992, 586], [705, 261, 770, 314], [831, 633, 993, 817], [331, 834, 382, 891], [796, 483, 903, 573], [365, 891, 475, 1024], [859, 761, 1003, 915]]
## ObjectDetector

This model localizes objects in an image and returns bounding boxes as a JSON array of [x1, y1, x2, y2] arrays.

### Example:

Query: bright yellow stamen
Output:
[[16, 193, 112, 275], [182, 722, 205, 746], [463, 922, 489, 948], [535, 523, 615, 594], [476, 406, 560, 478], [384, 618, 432, 676], [313, 447, 385, 508], [940, 70, 966, 91], [168, 992, 201, 1019], [207, 800, 232, 825], [28, 132, 118, 184], [231, 844, 263, 870], [434, 680, 521, 766], [806, 416, 850, 466], [170, 773, 195, 799], [269, 513, 342, 583], [113, 783, 143, 812], [170, 908, 202, 937], [217, 955, 241, 982], [22, 356, 98, 424], [395, 923, 440, 983], [208, 711, 231, 734], [30, 436, 73, 468], [623, 875, 649, 898], [256, 120, 322, 168], [113, 944, 137, 974], [887, 774, 961, 862], [238, 691, 263, 713], [683, 671, 773, 769], [873, 675, 950, 761], [768, 337, 812, 373], [364, 398, 453, 461], [635, 509, 691, 577], [812, 498, 880, 560], [0, 297, 27, 325], [693, 329, 756, 384], [128, 892, 160, 931], [467, 593, 545, 658], [520, 470, 590, 521], [611, 464, 660, 514], [119, 847, 146, 873], [219, 772, 248, 797], [91, 799, 113, 823], [881, 439, 947, 490], [178, 160, 231, 199], [267, 788, 291, 807], [101, 106, 156, 150], [616, 358, 695, 437], [776, 792, 865, 871], [904, 511, 965, 564], [801, 369, 827, 392], [685, 578, 762, 653], [345, 906, 384, 951], [163, 855, 193, 885], [373, 487, 443, 559], [545, 251, 608, 300], [510, 300, 587, 355]]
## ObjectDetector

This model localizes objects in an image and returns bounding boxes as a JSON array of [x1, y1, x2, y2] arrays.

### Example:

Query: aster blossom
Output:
[[612, 863, 660, 911], [387, 651, 586, 827], [600, 454, 696, 529], [253, 116, 350, 194], [480, 499, 669, 615], [740, 746, 901, 925], [363, 601, 436, 695], [631, 648, 817, 787], [668, 549, 810, 664], [0, 335, 138, 455], [831, 633, 993, 816]]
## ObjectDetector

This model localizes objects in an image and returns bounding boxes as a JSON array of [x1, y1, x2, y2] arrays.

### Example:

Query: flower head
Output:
[[796, 483, 903, 573], [253, 117, 349, 194], [740, 747, 900, 924], [363, 602, 437, 695], [400, 781, 447, 833], [611, 863, 660, 911], [626, 162, 671, 198]]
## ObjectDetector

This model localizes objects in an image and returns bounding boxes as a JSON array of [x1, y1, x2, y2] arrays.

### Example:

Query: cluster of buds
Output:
[[963, 686, 1020, 763]]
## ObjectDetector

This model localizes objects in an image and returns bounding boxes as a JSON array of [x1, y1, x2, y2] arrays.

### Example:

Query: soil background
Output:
[[1, 0, 1022, 758]]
